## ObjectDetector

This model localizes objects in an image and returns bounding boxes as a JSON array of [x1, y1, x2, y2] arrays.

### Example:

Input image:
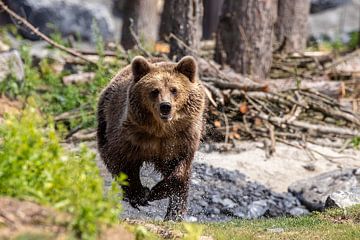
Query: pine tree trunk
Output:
[[159, 0, 172, 41], [202, 0, 224, 40], [215, 0, 276, 81], [120, 0, 159, 50], [274, 0, 310, 53], [160, 0, 203, 59]]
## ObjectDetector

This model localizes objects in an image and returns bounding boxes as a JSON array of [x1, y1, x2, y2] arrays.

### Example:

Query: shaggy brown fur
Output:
[[97, 56, 206, 221]]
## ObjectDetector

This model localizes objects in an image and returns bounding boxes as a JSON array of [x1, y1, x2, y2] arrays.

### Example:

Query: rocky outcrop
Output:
[[288, 168, 360, 211]]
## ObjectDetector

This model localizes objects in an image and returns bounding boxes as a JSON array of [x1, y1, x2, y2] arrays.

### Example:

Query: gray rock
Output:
[[325, 188, 360, 209], [266, 228, 284, 233], [0, 50, 24, 82], [220, 198, 236, 209], [288, 168, 360, 211], [309, 1, 360, 41], [6, 0, 115, 42], [247, 200, 269, 219], [289, 207, 310, 216], [310, 0, 351, 13]]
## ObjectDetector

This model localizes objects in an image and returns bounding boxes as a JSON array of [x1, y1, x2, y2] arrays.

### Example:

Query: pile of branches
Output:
[[197, 54, 360, 152]]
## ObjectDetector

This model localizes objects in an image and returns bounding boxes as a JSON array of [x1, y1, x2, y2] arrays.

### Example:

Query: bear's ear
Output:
[[131, 56, 152, 82], [175, 56, 197, 83]]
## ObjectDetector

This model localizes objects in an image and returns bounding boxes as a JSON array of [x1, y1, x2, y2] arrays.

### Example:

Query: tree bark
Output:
[[120, 0, 159, 50], [202, 0, 224, 40], [159, 0, 172, 41], [215, 0, 277, 81], [274, 0, 310, 53], [160, 0, 203, 59]]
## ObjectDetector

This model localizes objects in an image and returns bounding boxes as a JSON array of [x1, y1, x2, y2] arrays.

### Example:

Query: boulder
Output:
[[288, 169, 360, 211], [6, 0, 115, 42], [0, 50, 24, 82], [325, 188, 360, 209]]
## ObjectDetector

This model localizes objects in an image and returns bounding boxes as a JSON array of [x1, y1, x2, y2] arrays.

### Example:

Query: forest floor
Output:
[[1, 195, 360, 240]]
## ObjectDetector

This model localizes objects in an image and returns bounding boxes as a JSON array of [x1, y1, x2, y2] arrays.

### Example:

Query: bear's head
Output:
[[128, 56, 204, 125]]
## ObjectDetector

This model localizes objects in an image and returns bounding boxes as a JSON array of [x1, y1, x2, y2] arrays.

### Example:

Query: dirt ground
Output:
[[196, 141, 360, 192]]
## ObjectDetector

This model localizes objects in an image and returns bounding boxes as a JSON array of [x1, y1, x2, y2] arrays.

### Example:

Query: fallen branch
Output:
[[128, 18, 152, 58], [62, 72, 95, 85], [267, 78, 345, 98], [202, 77, 267, 92], [324, 48, 360, 73], [256, 112, 360, 137]]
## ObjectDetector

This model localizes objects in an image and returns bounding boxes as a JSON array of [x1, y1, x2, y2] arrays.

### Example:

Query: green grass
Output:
[[156, 206, 360, 240], [352, 137, 360, 149], [0, 104, 122, 239], [307, 32, 360, 53]]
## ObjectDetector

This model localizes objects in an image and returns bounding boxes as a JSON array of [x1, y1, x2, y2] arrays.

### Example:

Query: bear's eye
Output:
[[150, 89, 160, 98], [170, 87, 177, 96]]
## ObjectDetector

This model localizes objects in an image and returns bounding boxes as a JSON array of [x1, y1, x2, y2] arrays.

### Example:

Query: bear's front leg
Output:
[[164, 181, 189, 221], [147, 159, 192, 221], [120, 164, 150, 209]]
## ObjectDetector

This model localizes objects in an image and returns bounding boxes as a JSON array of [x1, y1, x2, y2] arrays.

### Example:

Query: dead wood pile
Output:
[[198, 51, 360, 151]]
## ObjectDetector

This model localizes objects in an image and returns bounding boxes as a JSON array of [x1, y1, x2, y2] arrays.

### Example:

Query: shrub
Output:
[[0, 104, 121, 239]]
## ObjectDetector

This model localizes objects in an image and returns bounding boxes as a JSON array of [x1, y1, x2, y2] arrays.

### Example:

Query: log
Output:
[[62, 72, 95, 85], [197, 57, 268, 90], [267, 79, 345, 98], [256, 112, 360, 137]]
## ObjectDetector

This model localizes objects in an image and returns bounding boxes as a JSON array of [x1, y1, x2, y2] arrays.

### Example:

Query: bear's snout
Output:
[[159, 102, 172, 120]]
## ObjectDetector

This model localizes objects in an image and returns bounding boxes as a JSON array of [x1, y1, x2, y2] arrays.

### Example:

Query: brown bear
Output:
[[97, 56, 206, 221]]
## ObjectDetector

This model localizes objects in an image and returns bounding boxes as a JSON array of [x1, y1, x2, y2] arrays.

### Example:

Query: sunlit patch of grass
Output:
[[157, 206, 360, 240]]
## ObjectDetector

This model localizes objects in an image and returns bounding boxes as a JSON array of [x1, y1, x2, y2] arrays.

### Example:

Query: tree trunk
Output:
[[160, 0, 203, 59], [159, 0, 172, 41], [202, 0, 224, 40], [274, 0, 310, 53], [120, 0, 159, 50], [215, 0, 277, 81]]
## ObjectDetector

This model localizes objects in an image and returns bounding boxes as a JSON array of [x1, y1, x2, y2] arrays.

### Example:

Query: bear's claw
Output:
[[127, 186, 150, 209]]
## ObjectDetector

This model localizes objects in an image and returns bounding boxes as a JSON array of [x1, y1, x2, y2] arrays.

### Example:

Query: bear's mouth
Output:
[[160, 113, 173, 121]]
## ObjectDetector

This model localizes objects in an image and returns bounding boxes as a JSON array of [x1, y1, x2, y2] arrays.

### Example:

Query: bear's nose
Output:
[[159, 102, 172, 114]]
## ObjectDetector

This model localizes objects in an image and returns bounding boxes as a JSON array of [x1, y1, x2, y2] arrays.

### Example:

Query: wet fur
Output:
[[97, 57, 205, 220]]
